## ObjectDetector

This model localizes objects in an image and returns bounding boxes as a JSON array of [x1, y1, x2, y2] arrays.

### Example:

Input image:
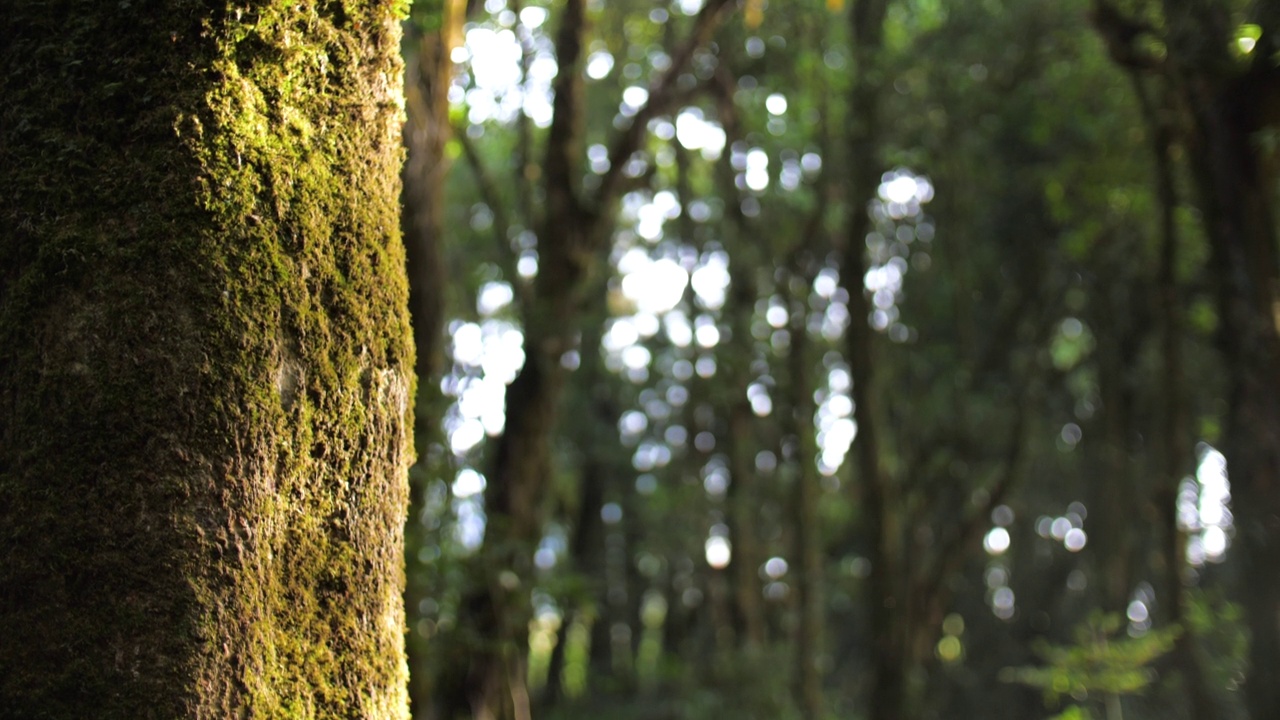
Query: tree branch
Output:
[[595, 0, 736, 208], [454, 120, 526, 303], [542, 0, 589, 223]]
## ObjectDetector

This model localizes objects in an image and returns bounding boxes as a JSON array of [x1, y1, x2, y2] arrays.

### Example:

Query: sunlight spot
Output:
[[518, 5, 547, 28], [452, 468, 486, 498], [675, 108, 727, 160], [983, 527, 1011, 555], [750, 392, 772, 417], [828, 366, 851, 392], [621, 345, 651, 370], [880, 175, 918, 204], [620, 409, 648, 438], [586, 50, 614, 80], [985, 566, 1007, 589], [466, 28, 522, 93], [801, 152, 822, 175], [765, 93, 788, 116], [621, 86, 649, 115], [1050, 517, 1071, 540], [1126, 600, 1149, 624], [695, 355, 717, 378], [766, 304, 789, 328], [694, 321, 720, 348], [936, 635, 962, 662], [603, 317, 640, 352], [992, 587, 1015, 619], [455, 497, 486, 549], [664, 311, 694, 347], [621, 257, 689, 313], [1203, 526, 1227, 558], [517, 251, 538, 278], [691, 253, 730, 310], [745, 148, 769, 192], [826, 394, 853, 417], [992, 505, 1015, 527], [705, 536, 731, 569], [452, 323, 484, 366], [533, 547, 556, 570], [704, 466, 728, 496], [1064, 528, 1087, 552], [477, 281, 514, 316], [1191, 444, 1232, 564], [1236, 24, 1262, 55]]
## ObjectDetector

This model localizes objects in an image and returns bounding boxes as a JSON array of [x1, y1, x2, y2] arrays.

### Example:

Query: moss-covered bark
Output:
[[0, 2, 412, 717]]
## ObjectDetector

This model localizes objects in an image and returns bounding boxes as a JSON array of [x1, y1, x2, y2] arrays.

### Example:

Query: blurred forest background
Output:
[[397, 0, 1280, 718]]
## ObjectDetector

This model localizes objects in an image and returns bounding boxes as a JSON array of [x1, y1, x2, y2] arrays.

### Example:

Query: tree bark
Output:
[[1, 3, 412, 718]]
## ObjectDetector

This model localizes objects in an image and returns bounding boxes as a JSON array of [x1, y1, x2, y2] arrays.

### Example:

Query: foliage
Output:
[[1005, 613, 1180, 715], [400, 0, 1280, 717]]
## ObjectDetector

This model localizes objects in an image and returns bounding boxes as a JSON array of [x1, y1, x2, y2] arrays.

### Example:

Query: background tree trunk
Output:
[[0, 3, 413, 717], [401, 3, 466, 716], [1162, 5, 1280, 715], [845, 1, 904, 718]]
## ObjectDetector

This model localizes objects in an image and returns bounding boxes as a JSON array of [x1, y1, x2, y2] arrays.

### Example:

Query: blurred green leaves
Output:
[[1004, 613, 1180, 714]]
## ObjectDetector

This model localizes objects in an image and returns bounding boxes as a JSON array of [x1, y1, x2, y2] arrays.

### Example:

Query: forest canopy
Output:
[[399, 0, 1280, 719]]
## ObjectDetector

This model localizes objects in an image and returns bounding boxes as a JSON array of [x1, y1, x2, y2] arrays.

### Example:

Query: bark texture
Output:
[[0, 2, 412, 718]]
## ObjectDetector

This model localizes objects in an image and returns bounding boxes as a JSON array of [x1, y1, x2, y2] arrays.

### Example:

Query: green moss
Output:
[[1, 1, 412, 717]]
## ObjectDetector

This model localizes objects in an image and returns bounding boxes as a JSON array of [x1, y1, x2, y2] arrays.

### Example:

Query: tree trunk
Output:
[[1162, 5, 1280, 716], [401, 3, 466, 717], [445, 2, 734, 715], [787, 274, 827, 719], [1134, 68, 1215, 720], [0, 3, 412, 718], [1193, 90, 1280, 720], [845, 1, 904, 719], [543, 291, 619, 705]]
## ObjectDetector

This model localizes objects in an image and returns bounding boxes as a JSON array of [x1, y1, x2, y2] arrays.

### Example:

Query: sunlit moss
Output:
[[1, 1, 411, 717]]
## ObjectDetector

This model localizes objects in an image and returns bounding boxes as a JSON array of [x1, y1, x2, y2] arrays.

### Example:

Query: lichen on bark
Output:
[[0, 2, 413, 718]]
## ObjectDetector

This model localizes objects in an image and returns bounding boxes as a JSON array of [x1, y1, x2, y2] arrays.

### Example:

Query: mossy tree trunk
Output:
[[0, 2, 413, 718]]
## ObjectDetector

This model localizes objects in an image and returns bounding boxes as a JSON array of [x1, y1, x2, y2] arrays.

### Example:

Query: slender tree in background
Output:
[[1165, 7, 1280, 718], [439, 3, 735, 717], [402, 1, 469, 715], [1, 2, 413, 717], [843, 1, 900, 717]]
